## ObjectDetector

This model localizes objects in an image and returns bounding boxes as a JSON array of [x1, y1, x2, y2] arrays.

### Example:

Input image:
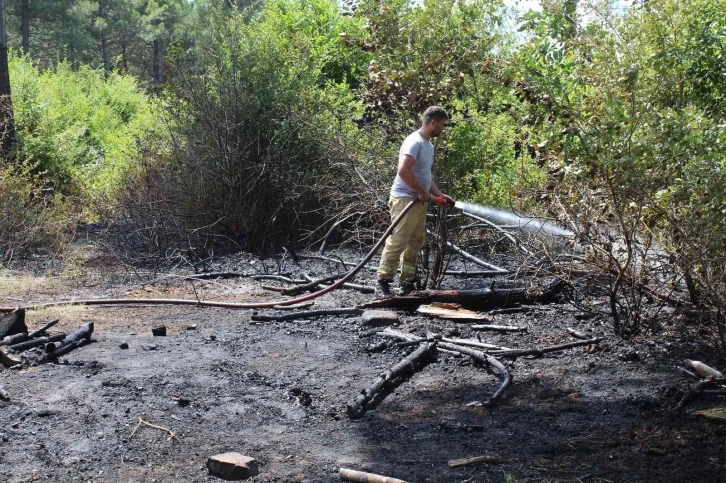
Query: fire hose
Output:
[[1, 198, 453, 313]]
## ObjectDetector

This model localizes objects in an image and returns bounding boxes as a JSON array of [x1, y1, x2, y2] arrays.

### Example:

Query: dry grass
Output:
[[0, 271, 65, 300]]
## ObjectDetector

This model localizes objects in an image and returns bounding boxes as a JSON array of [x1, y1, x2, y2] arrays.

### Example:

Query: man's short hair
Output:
[[422, 106, 448, 125]]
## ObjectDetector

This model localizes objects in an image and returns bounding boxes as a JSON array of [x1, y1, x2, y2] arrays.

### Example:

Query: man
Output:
[[376, 106, 454, 297]]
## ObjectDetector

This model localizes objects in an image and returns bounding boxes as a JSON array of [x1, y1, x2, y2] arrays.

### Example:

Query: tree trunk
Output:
[[101, 29, 110, 74], [360, 279, 564, 311], [0, 0, 15, 156], [121, 38, 128, 71], [153, 37, 164, 84], [21, 0, 29, 54], [98, 2, 111, 75]]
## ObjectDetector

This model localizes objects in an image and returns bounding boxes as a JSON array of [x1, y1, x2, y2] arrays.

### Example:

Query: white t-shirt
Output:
[[390, 131, 434, 198]]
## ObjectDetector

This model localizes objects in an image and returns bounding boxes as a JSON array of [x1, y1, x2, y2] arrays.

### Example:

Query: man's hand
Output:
[[417, 191, 431, 202]]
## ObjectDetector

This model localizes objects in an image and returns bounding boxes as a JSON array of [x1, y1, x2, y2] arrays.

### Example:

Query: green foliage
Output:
[[126, 0, 367, 251], [510, 0, 725, 334], [4, 0, 194, 82], [0, 164, 74, 264], [356, 0, 504, 126], [10, 53, 168, 202]]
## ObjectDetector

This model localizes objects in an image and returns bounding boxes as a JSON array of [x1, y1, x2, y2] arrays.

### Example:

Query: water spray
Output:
[[431, 197, 574, 237]]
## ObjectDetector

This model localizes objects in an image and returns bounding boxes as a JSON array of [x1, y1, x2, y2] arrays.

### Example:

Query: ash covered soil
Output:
[[1, 249, 725, 483]]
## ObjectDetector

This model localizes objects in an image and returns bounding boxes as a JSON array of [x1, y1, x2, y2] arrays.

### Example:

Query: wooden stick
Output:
[[8, 333, 65, 352], [53, 323, 94, 350], [261, 285, 286, 292], [461, 211, 533, 256], [426, 229, 509, 273], [471, 324, 527, 332], [281, 274, 344, 295], [347, 342, 437, 418], [339, 468, 407, 483], [251, 308, 361, 322], [376, 329, 462, 357], [566, 327, 590, 340], [442, 270, 504, 278], [271, 301, 315, 311], [375, 329, 419, 342], [488, 307, 531, 315], [191, 271, 290, 280], [27, 319, 60, 339], [448, 455, 500, 467], [300, 273, 374, 294], [252, 275, 303, 284], [129, 417, 176, 440], [441, 337, 512, 351], [677, 377, 726, 409], [437, 342, 512, 408], [0, 331, 28, 346], [488, 337, 603, 358], [38, 339, 90, 363]]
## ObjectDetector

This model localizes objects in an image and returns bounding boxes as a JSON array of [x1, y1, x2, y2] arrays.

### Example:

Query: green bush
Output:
[[0, 163, 74, 264], [10, 53, 168, 204], [113, 0, 369, 254]]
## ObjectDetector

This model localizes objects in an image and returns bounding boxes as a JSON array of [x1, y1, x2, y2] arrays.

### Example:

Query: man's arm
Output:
[[398, 154, 430, 202], [430, 178, 454, 202]]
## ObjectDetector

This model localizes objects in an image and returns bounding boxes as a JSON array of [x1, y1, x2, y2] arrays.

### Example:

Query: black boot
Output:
[[399, 280, 417, 295], [375, 280, 394, 299]]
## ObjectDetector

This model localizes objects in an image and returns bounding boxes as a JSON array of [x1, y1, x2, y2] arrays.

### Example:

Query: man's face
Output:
[[431, 119, 446, 137]]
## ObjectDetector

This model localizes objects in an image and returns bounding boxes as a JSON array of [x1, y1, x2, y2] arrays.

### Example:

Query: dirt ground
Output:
[[1, 248, 726, 483]]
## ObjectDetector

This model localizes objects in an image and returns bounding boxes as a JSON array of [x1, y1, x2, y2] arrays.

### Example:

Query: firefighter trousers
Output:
[[377, 196, 427, 282]]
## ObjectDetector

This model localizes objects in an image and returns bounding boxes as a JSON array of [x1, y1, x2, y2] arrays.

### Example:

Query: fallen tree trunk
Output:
[[360, 279, 564, 311], [339, 468, 407, 483], [347, 342, 437, 419], [251, 308, 361, 322]]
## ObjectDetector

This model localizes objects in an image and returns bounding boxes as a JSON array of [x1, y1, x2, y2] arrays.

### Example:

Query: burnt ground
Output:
[[1, 247, 726, 483]]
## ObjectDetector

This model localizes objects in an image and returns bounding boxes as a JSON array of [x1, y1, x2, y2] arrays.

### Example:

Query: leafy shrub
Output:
[[10, 53, 168, 203], [114, 0, 368, 255], [0, 163, 74, 265]]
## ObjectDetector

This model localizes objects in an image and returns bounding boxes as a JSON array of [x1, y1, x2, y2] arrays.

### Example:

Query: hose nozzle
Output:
[[432, 196, 456, 208]]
